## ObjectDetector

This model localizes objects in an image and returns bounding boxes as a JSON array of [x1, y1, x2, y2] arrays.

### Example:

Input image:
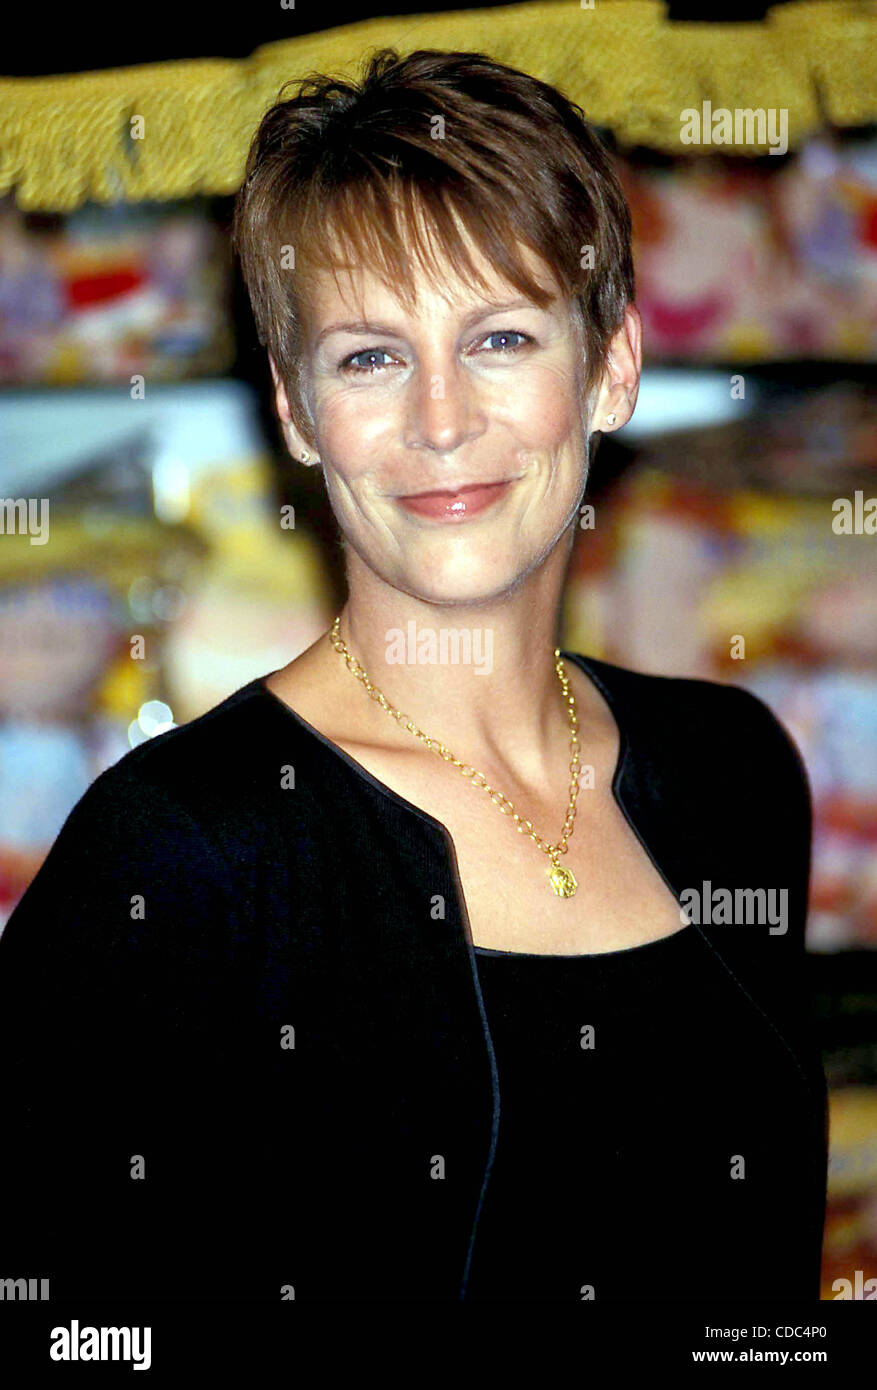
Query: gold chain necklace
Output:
[[329, 615, 581, 897]]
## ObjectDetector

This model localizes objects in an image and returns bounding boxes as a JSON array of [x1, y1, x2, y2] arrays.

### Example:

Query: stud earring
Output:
[[300, 450, 310, 463], [606, 414, 617, 426]]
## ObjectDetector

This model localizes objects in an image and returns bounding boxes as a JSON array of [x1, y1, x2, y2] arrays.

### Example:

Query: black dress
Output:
[[0, 655, 827, 1300], [465, 926, 820, 1302]]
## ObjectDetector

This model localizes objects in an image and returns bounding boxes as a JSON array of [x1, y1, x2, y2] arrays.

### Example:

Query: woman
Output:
[[0, 48, 827, 1303]]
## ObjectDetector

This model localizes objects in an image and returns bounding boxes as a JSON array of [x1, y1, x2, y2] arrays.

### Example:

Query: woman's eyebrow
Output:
[[315, 298, 553, 348], [316, 320, 403, 347]]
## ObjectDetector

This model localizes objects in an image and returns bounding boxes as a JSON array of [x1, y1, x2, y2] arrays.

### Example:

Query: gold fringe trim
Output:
[[1, 0, 874, 211]]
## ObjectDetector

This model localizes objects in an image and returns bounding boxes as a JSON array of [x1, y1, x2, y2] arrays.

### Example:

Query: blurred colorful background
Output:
[[1, 0, 876, 1302]]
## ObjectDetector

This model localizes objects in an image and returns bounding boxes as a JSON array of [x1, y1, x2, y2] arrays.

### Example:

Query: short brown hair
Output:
[[233, 47, 635, 446]]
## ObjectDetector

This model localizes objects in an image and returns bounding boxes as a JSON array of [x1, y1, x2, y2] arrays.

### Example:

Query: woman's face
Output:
[[290, 241, 596, 606]]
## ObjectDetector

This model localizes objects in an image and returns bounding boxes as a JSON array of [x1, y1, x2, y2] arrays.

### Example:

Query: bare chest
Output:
[[333, 740, 686, 956], [437, 787, 685, 955]]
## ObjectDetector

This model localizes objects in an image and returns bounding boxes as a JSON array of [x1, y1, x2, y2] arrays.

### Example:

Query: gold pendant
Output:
[[548, 862, 578, 898]]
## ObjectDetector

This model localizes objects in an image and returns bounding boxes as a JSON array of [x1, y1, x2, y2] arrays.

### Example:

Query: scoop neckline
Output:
[[250, 650, 690, 961], [472, 922, 695, 961], [253, 649, 630, 841]]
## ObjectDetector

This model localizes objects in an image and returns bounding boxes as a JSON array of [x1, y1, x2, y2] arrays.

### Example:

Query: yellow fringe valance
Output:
[[1, 0, 874, 211]]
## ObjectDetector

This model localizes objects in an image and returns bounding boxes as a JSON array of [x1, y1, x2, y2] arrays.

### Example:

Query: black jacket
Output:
[[0, 653, 828, 1301]]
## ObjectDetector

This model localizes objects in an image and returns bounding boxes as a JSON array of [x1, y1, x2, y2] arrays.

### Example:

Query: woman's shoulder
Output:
[[567, 651, 811, 804], [90, 674, 310, 796], [0, 677, 304, 952], [34, 676, 311, 868]]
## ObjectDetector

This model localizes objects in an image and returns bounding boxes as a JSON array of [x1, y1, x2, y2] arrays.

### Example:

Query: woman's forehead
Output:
[[300, 249, 563, 330]]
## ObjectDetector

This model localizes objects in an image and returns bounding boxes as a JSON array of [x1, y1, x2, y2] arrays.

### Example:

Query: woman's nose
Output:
[[403, 363, 487, 455]]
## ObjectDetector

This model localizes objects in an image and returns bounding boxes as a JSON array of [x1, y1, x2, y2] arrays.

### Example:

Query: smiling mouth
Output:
[[394, 478, 516, 521], [398, 478, 514, 497]]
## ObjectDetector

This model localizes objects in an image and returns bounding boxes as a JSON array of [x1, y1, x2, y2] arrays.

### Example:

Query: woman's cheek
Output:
[[500, 363, 579, 449], [315, 387, 394, 474]]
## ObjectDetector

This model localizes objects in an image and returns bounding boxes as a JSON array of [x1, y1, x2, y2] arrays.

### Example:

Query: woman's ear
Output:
[[268, 355, 319, 465], [590, 305, 642, 434]]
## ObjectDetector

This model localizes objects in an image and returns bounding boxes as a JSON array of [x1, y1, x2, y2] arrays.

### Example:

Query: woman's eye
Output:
[[479, 331, 531, 353], [338, 332, 532, 373], [340, 348, 396, 373]]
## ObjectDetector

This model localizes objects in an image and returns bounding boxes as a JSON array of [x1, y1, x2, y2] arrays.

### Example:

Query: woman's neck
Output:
[[320, 550, 579, 791]]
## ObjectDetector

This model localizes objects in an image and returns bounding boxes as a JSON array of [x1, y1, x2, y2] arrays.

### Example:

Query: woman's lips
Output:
[[395, 478, 514, 521]]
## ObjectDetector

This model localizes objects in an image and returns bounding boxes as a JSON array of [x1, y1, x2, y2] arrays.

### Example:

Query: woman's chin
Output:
[[383, 566, 532, 609]]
